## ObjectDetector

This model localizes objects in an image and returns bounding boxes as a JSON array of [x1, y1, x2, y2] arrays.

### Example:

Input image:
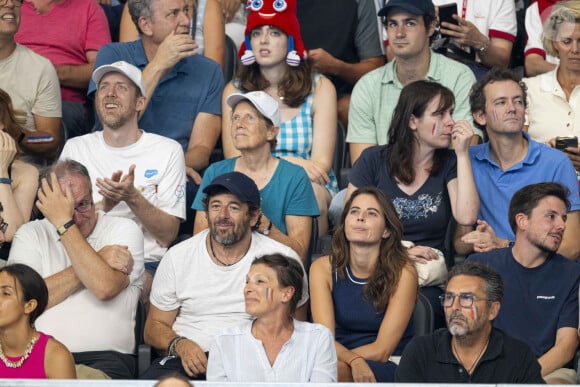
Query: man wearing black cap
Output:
[[346, 0, 479, 165], [142, 172, 309, 380]]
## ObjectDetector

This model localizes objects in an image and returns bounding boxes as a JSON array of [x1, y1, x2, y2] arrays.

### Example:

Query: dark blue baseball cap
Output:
[[203, 172, 261, 207], [378, 0, 435, 17]]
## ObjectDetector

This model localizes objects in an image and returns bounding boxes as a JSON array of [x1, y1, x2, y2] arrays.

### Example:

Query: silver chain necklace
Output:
[[0, 332, 39, 368]]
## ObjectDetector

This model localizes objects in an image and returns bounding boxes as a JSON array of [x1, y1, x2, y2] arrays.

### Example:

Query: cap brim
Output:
[[225, 93, 249, 109]]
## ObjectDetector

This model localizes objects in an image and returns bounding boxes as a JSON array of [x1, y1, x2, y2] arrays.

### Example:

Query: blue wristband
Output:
[[0, 178, 12, 184]]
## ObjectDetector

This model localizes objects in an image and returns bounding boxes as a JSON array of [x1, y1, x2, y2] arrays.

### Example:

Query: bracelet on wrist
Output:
[[348, 355, 363, 366], [168, 336, 186, 357], [0, 177, 12, 185]]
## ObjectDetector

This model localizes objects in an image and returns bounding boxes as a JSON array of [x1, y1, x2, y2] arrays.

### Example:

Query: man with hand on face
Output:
[[7, 159, 144, 379], [396, 262, 544, 383], [142, 172, 308, 380], [89, 0, 224, 229], [469, 183, 580, 384], [60, 61, 186, 311]]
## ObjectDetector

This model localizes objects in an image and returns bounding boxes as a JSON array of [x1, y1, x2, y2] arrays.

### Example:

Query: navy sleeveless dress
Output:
[[332, 266, 414, 382]]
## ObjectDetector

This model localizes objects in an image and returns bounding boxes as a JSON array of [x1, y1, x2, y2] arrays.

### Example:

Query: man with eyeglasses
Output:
[[396, 262, 544, 383], [0, 0, 62, 162], [60, 61, 186, 311], [468, 182, 580, 384], [7, 159, 145, 379]]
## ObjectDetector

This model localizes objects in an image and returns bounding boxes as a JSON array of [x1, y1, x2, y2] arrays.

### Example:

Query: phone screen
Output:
[[439, 3, 458, 28]]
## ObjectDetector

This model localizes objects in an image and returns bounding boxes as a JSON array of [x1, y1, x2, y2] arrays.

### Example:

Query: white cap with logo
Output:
[[226, 91, 281, 126], [92, 61, 146, 96]]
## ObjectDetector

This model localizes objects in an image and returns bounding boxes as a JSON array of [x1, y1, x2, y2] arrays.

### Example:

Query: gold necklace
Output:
[[0, 332, 39, 368], [452, 337, 489, 375]]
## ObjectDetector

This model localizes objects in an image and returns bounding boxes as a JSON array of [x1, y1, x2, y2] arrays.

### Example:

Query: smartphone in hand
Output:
[[439, 2, 458, 36], [555, 136, 578, 150]]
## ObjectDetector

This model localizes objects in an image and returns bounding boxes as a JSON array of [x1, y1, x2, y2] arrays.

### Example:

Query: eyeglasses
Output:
[[439, 292, 489, 308], [0, 0, 23, 7], [74, 200, 94, 214]]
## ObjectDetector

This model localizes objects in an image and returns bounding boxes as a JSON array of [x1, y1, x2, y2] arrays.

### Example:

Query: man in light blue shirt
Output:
[[457, 68, 580, 261]]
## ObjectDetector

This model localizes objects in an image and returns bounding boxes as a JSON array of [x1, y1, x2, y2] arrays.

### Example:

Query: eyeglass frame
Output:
[[0, 0, 23, 7], [74, 199, 94, 214], [439, 292, 490, 308]]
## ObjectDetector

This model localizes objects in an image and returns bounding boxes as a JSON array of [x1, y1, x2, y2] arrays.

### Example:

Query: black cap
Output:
[[203, 172, 261, 207], [378, 0, 435, 17]]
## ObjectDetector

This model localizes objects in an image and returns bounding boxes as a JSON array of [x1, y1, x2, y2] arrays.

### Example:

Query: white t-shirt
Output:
[[60, 131, 187, 263], [150, 230, 309, 352], [8, 212, 144, 354], [207, 320, 337, 382]]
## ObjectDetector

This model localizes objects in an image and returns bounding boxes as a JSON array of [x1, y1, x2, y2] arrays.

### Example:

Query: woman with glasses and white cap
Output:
[[192, 91, 319, 264]]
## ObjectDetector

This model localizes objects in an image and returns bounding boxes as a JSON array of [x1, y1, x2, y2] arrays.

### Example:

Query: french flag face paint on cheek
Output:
[[432, 122, 441, 136], [266, 287, 271, 301], [492, 109, 497, 122]]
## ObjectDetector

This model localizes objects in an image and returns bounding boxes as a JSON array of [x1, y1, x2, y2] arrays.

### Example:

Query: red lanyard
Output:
[[461, 0, 468, 20]]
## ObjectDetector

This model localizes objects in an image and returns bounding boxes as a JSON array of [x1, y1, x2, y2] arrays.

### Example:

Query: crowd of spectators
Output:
[[1, 0, 580, 384]]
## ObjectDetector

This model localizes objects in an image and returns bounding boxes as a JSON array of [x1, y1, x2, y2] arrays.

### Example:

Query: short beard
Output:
[[209, 215, 251, 246], [101, 114, 130, 130], [212, 228, 244, 246]]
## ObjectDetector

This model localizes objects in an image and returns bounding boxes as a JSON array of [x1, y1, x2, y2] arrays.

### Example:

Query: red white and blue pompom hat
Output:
[[239, 0, 307, 67]]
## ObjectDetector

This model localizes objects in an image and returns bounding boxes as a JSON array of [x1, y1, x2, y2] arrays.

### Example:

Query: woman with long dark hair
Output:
[[346, 81, 479, 325], [310, 187, 417, 382]]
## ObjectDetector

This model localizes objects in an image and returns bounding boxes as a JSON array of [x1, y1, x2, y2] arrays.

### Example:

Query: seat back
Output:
[[333, 121, 350, 189], [413, 292, 435, 337], [223, 34, 240, 84]]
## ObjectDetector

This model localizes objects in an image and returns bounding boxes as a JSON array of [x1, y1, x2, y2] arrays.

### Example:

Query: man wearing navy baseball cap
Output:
[[346, 0, 479, 168], [142, 172, 309, 380]]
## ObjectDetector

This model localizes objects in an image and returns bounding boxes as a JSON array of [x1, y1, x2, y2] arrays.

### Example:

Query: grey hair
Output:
[[41, 159, 92, 190], [128, 0, 156, 35], [447, 262, 504, 305]]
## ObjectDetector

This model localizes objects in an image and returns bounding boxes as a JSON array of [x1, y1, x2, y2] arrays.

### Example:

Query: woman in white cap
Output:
[[192, 91, 319, 264], [221, 0, 337, 235]]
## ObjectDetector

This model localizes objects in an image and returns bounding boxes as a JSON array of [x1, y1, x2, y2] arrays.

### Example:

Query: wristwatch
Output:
[[56, 220, 75, 236]]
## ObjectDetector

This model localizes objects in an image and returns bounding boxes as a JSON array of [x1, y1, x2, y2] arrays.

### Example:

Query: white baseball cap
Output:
[[226, 91, 281, 126], [92, 61, 146, 96]]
